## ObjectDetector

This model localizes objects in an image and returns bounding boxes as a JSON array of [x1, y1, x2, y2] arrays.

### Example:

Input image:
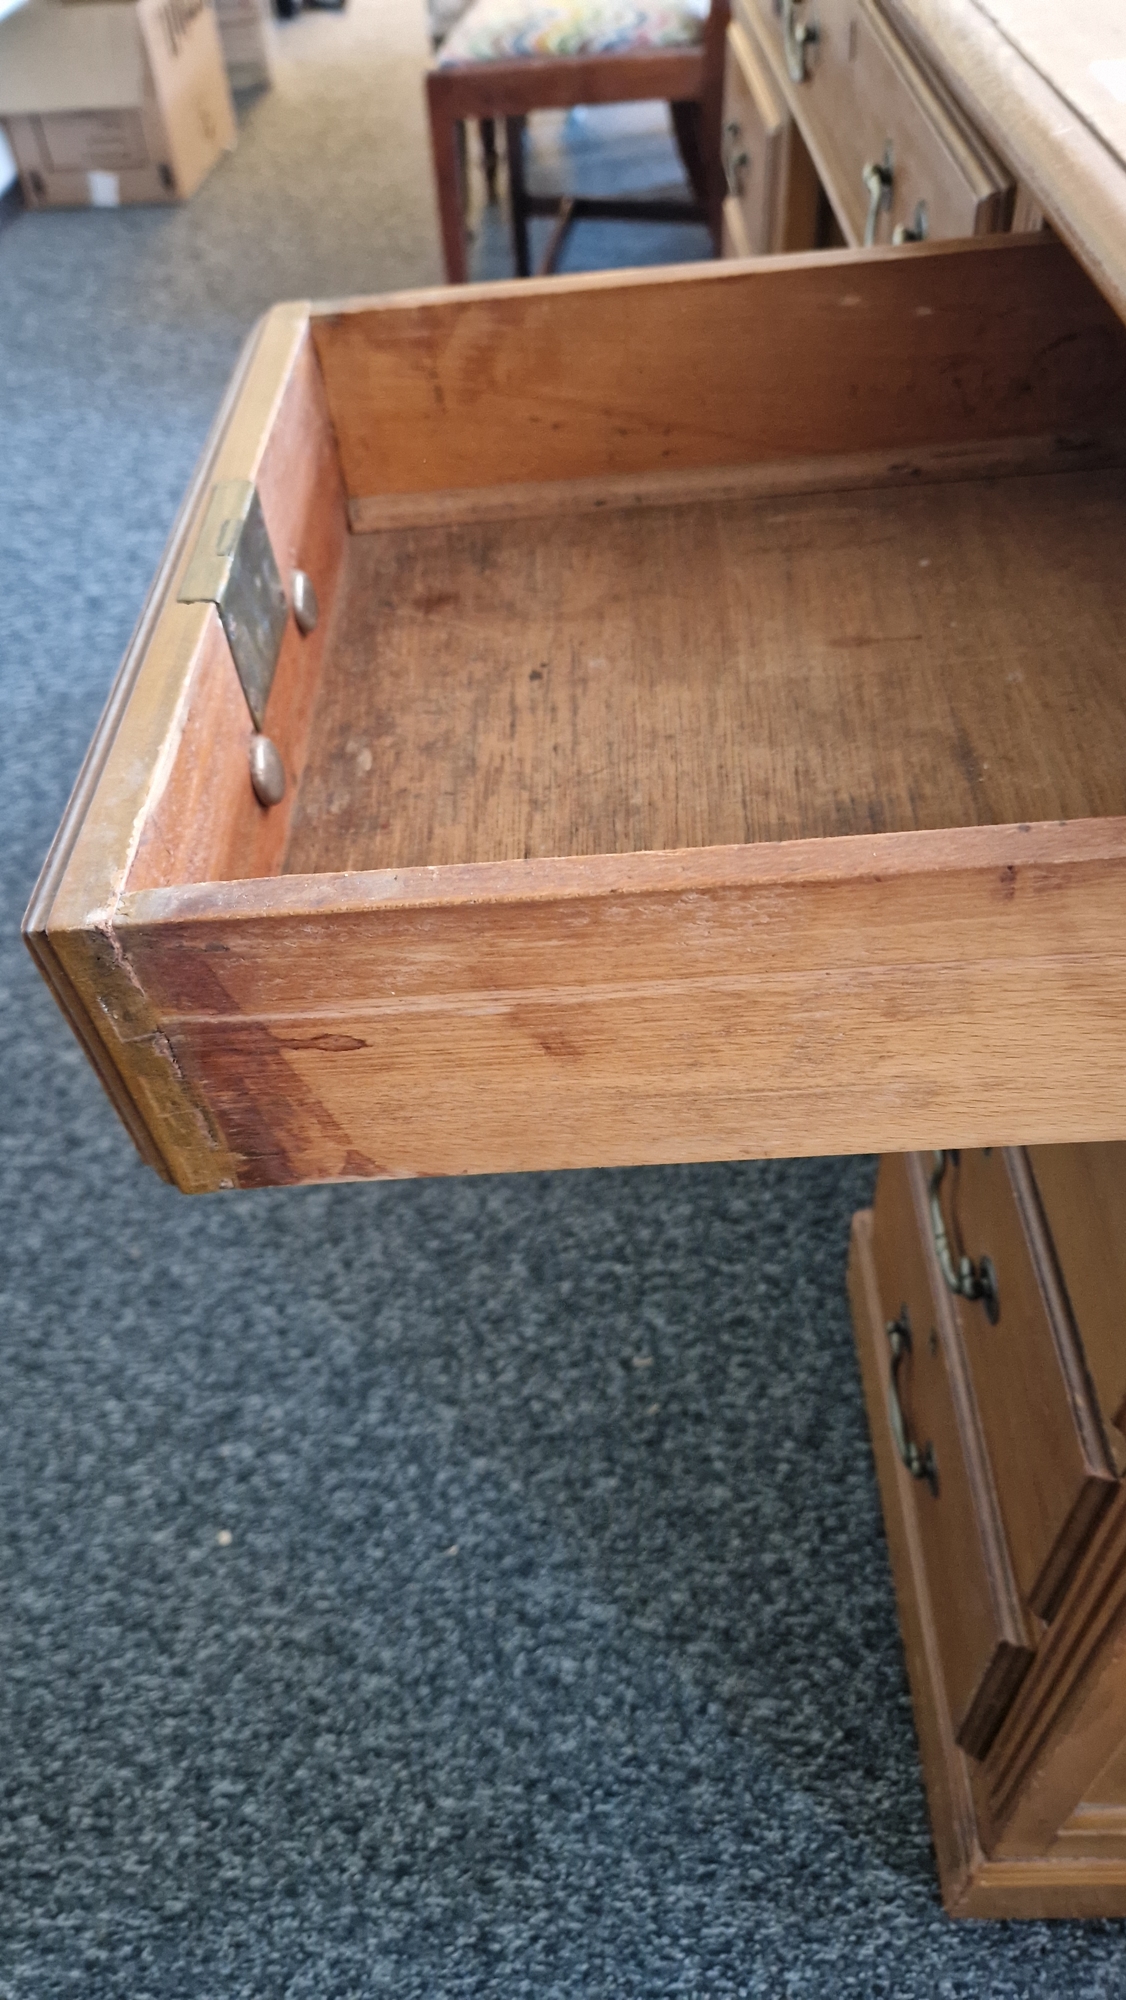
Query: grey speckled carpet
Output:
[[1, 6, 1125, 1992]]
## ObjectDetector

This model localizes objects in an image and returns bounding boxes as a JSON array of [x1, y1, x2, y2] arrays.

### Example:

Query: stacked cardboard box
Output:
[[213, 0, 273, 91], [0, 0, 236, 208]]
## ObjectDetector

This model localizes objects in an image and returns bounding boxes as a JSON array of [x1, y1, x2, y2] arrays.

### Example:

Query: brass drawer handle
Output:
[[780, 0, 818, 84], [723, 120, 750, 199], [862, 145, 894, 245], [892, 200, 928, 244], [928, 1152, 1000, 1322], [887, 1312, 939, 1494]]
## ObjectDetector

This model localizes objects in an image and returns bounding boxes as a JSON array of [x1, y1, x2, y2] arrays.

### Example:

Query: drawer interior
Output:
[[33, 232, 1126, 1193], [120, 233, 1126, 897], [281, 465, 1126, 877]]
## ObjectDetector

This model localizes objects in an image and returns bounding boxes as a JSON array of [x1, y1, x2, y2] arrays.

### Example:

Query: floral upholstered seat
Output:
[[436, 0, 710, 65]]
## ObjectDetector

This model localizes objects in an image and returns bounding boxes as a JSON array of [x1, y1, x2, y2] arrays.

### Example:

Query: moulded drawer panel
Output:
[[928, 1147, 1118, 1618], [721, 20, 788, 255], [722, 195, 752, 257], [746, 0, 1011, 244], [869, 1152, 1036, 1755], [1027, 1143, 1126, 1438]]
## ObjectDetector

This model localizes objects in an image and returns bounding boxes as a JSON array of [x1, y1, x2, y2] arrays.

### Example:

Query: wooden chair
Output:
[[426, 0, 730, 283], [429, 0, 501, 203]]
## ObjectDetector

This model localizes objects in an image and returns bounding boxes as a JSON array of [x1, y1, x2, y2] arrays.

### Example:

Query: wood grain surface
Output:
[[743, 0, 1011, 247], [284, 465, 1126, 877], [956, 0, 1126, 176], [25, 302, 313, 1190], [427, 47, 706, 121], [19, 314, 286, 1183], [344, 429, 1126, 533], [26, 247, 1126, 1193], [888, 0, 1126, 324], [1027, 1143, 1126, 1435], [106, 820, 1126, 1189], [309, 237, 1126, 502], [982, 1484, 1126, 1857], [127, 326, 349, 891], [848, 1205, 986, 1906], [850, 1201, 1126, 1915], [933, 1148, 1117, 1621], [721, 21, 789, 258], [1056, 1733, 1126, 1860], [869, 1154, 1036, 1757]]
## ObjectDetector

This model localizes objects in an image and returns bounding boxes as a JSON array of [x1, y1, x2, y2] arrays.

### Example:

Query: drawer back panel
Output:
[[311, 238, 1126, 509]]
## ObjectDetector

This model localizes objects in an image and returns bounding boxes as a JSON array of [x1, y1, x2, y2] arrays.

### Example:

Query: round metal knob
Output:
[[249, 733, 286, 807], [292, 569, 319, 635]]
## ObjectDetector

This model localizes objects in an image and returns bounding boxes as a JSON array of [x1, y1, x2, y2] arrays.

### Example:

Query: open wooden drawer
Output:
[[24, 235, 1126, 1193]]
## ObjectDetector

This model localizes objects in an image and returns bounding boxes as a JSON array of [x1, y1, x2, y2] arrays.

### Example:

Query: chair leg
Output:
[[481, 117, 499, 202], [426, 82, 469, 283], [506, 115, 532, 278], [669, 99, 709, 206]]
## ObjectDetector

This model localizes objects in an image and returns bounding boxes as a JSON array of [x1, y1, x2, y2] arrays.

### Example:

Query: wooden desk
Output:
[[891, 0, 1126, 321], [722, 0, 1126, 310], [23, 10, 1126, 1919], [715, 0, 1126, 1918]]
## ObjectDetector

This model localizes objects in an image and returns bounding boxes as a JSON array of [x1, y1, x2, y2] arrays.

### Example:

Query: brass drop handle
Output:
[[722, 120, 750, 199], [887, 1313, 939, 1494], [892, 199, 928, 244], [928, 1152, 1000, 1322], [862, 145, 894, 245], [781, 0, 818, 84]]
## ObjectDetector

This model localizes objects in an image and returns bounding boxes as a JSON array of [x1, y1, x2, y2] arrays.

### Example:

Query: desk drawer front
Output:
[[930, 1148, 1117, 1619], [748, 0, 1011, 244], [22, 239, 1126, 1193], [1027, 1144, 1126, 1442], [721, 22, 787, 256], [870, 1152, 1036, 1757]]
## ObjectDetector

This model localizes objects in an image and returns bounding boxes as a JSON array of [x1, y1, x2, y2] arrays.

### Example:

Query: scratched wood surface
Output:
[[310, 236, 1126, 503], [24, 241, 1126, 1200], [283, 464, 1126, 877], [109, 820, 1126, 1187], [23, 302, 314, 1190], [127, 327, 349, 893]]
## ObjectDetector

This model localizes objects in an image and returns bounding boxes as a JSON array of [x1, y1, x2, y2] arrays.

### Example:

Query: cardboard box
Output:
[[213, 0, 273, 92], [0, 0, 236, 209], [60, 0, 274, 94]]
